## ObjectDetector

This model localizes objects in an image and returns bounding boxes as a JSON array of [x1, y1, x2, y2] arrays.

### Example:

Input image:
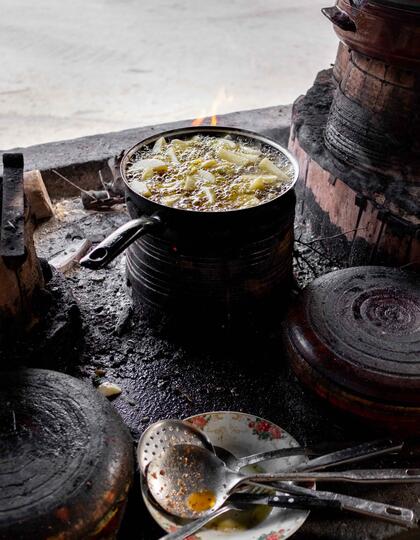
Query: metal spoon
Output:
[[146, 444, 420, 519], [138, 419, 402, 475], [137, 419, 214, 475], [214, 438, 403, 473], [158, 488, 418, 540], [158, 493, 340, 540], [137, 418, 321, 476], [210, 447, 419, 527]]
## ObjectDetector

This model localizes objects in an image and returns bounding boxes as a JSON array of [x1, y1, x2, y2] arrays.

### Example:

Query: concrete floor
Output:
[[0, 0, 337, 149]]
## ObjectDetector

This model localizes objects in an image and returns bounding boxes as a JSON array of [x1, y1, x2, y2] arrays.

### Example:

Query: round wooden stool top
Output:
[[0, 369, 133, 540], [285, 267, 420, 408]]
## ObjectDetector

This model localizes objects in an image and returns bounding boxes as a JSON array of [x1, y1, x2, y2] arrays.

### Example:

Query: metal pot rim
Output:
[[120, 125, 299, 216]]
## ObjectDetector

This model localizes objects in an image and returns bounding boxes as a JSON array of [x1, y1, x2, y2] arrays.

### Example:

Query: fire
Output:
[[192, 117, 204, 127], [191, 115, 217, 127], [191, 87, 233, 127]]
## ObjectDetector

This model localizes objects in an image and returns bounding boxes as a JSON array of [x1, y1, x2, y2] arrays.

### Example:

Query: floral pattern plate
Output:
[[140, 411, 311, 540]]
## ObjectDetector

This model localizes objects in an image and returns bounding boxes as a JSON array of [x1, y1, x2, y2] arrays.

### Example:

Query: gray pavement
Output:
[[0, 0, 337, 149]]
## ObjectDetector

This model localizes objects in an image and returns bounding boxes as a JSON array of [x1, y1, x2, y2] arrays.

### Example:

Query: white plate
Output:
[[140, 411, 311, 540]]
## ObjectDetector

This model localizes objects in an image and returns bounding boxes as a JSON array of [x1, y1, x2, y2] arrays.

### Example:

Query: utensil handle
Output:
[[247, 469, 420, 484], [321, 6, 356, 32], [237, 439, 402, 471], [270, 482, 418, 529], [266, 493, 342, 511], [79, 215, 161, 269], [234, 446, 315, 468], [298, 439, 403, 472], [159, 505, 231, 540]]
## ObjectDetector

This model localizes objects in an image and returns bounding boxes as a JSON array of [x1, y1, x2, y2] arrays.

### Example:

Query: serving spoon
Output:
[[139, 423, 415, 536], [146, 444, 420, 519], [137, 419, 214, 475], [137, 418, 402, 475]]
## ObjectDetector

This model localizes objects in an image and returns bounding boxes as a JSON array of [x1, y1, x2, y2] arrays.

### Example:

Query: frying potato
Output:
[[202, 186, 216, 204], [197, 169, 215, 183], [246, 175, 279, 192], [201, 159, 218, 169], [167, 147, 179, 164], [161, 195, 181, 207], [171, 139, 190, 150], [131, 158, 168, 173], [217, 148, 259, 166], [127, 135, 292, 211], [131, 179, 151, 197], [152, 137, 167, 154], [259, 157, 289, 181]]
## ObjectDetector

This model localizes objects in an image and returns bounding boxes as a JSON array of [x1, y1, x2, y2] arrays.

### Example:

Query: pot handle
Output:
[[79, 215, 162, 270], [321, 6, 356, 32]]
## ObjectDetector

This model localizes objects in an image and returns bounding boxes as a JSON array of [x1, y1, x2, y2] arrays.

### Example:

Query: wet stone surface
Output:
[[15, 194, 420, 539]]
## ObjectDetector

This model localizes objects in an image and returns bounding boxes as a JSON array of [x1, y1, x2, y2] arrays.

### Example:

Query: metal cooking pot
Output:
[[80, 126, 299, 321]]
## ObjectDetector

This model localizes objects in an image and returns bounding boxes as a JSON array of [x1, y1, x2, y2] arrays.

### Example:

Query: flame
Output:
[[191, 87, 233, 127], [192, 117, 204, 127]]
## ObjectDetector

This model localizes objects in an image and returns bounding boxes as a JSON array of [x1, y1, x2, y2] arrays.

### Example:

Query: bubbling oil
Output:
[[125, 134, 294, 211]]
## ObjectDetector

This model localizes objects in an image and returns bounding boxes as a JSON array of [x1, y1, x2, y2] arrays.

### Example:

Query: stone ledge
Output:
[[1, 105, 292, 198]]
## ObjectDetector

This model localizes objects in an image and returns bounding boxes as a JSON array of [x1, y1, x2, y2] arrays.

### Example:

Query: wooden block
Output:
[[24, 170, 54, 222], [49, 239, 92, 273]]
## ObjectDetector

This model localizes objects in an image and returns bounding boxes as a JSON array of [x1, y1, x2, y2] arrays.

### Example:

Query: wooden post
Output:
[[0, 156, 45, 329]]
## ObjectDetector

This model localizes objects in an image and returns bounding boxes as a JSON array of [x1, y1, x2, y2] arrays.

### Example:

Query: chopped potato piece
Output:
[[202, 187, 216, 204], [247, 175, 279, 191], [197, 169, 215, 183], [219, 138, 237, 149], [239, 195, 261, 208], [248, 177, 267, 192], [165, 182, 181, 193], [161, 195, 180, 207], [201, 159, 218, 169], [167, 147, 179, 164], [131, 179, 151, 197], [183, 176, 197, 191], [213, 163, 235, 175], [240, 145, 261, 155], [131, 158, 168, 173], [259, 157, 289, 180], [152, 137, 167, 154], [217, 148, 259, 166], [142, 168, 155, 181], [171, 138, 190, 150], [240, 174, 264, 181]]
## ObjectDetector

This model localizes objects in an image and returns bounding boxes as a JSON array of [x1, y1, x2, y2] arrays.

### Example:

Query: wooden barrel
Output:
[[0, 369, 134, 539], [325, 49, 420, 175], [289, 0, 420, 267], [332, 41, 350, 83], [284, 267, 420, 434]]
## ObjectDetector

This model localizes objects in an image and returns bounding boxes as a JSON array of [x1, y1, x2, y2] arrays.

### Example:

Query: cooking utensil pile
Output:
[[138, 417, 420, 540]]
